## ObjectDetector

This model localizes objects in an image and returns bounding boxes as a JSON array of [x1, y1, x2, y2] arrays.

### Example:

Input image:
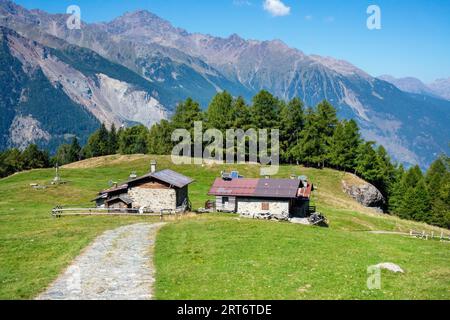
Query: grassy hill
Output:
[[0, 155, 449, 299]]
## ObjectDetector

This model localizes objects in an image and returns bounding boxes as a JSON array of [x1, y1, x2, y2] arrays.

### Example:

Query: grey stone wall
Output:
[[237, 198, 289, 215], [128, 187, 176, 211], [215, 196, 237, 212]]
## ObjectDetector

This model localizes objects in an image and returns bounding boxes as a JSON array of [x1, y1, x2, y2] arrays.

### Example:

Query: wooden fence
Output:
[[51, 206, 186, 220], [410, 229, 450, 242]]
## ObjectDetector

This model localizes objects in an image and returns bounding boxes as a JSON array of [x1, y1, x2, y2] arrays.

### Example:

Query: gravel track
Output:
[[37, 223, 165, 300]]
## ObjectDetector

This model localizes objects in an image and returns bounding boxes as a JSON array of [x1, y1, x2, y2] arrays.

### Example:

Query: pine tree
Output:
[[314, 100, 339, 167], [206, 91, 233, 131], [148, 120, 174, 155], [292, 107, 324, 167], [404, 178, 432, 222], [316, 100, 339, 138], [21, 144, 49, 170], [250, 90, 280, 129], [388, 164, 405, 213], [355, 142, 383, 184], [279, 97, 304, 163], [108, 124, 119, 155], [172, 98, 203, 131], [0, 148, 23, 177], [396, 165, 425, 220], [425, 156, 450, 228], [118, 125, 149, 155], [376, 145, 396, 196], [54, 144, 71, 165], [68, 137, 81, 163], [230, 96, 251, 130]]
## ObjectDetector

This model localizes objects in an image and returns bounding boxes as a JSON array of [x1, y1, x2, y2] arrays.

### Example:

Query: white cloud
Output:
[[263, 0, 291, 17]]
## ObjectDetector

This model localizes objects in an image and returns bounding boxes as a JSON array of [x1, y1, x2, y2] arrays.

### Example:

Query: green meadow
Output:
[[0, 155, 448, 299]]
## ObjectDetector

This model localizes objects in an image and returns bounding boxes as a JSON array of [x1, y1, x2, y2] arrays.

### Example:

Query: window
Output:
[[222, 197, 229, 204], [262, 202, 269, 210]]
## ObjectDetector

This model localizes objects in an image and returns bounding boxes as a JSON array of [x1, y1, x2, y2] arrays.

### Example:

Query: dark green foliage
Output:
[[0, 148, 23, 177], [172, 98, 203, 131], [279, 98, 304, 163], [82, 123, 111, 158], [21, 144, 50, 170], [118, 125, 149, 155], [425, 156, 450, 228], [1, 89, 447, 229], [0, 145, 50, 178], [292, 107, 324, 167], [205, 91, 234, 131], [230, 96, 251, 130], [387, 165, 405, 213], [355, 142, 383, 184], [329, 120, 361, 171], [250, 90, 280, 129], [54, 144, 71, 166], [147, 120, 174, 155], [108, 124, 119, 155]]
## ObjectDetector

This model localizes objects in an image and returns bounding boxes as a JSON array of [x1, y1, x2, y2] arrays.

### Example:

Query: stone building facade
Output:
[[208, 176, 313, 217], [94, 166, 194, 212]]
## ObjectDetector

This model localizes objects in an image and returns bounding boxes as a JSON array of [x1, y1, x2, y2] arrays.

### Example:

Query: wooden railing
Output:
[[51, 206, 187, 220]]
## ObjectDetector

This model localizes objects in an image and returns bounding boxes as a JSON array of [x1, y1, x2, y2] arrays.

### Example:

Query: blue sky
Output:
[[15, 0, 450, 82]]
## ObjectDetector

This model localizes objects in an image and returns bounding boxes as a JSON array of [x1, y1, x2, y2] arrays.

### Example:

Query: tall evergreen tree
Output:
[[292, 107, 324, 167], [355, 142, 383, 184], [230, 96, 251, 130], [206, 91, 233, 131], [0, 148, 23, 177], [329, 120, 361, 171], [425, 156, 450, 228], [118, 125, 149, 155], [396, 165, 425, 220], [172, 98, 203, 131], [54, 144, 71, 165], [21, 144, 49, 170], [148, 120, 174, 155], [388, 164, 405, 213], [279, 98, 304, 163], [108, 124, 119, 155], [83, 123, 110, 158], [250, 90, 280, 129], [68, 137, 81, 163], [376, 145, 396, 196]]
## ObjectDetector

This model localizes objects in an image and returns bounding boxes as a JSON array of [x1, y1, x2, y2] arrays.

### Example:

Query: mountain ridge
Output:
[[379, 75, 450, 101], [0, 0, 449, 168]]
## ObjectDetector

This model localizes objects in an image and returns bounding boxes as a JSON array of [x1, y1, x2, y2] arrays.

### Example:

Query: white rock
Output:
[[375, 263, 404, 273]]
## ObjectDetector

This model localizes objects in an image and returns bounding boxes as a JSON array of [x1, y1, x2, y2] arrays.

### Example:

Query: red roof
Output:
[[208, 178, 305, 199], [208, 178, 259, 197]]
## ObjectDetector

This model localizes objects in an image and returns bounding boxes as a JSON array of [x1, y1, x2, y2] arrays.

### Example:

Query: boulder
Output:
[[375, 263, 404, 273], [342, 180, 385, 208]]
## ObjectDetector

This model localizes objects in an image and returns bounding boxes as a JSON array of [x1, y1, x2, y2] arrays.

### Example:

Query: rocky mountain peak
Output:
[[107, 9, 182, 36]]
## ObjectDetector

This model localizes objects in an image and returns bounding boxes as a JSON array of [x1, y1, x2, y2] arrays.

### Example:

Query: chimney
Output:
[[150, 160, 157, 173]]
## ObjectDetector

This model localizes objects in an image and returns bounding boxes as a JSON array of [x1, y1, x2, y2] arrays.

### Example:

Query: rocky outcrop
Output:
[[342, 179, 385, 209]]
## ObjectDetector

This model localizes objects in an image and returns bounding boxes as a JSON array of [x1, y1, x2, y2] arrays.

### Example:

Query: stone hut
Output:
[[208, 174, 313, 217], [94, 162, 194, 212]]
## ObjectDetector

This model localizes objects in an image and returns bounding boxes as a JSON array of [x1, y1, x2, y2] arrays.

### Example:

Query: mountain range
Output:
[[0, 0, 448, 168], [378, 75, 450, 101]]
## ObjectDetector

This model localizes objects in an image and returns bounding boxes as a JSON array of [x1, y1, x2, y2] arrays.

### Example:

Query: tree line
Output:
[[0, 90, 448, 228]]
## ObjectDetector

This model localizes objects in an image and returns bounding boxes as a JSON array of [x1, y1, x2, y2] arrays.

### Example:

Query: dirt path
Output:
[[37, 223, 165, 300]]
